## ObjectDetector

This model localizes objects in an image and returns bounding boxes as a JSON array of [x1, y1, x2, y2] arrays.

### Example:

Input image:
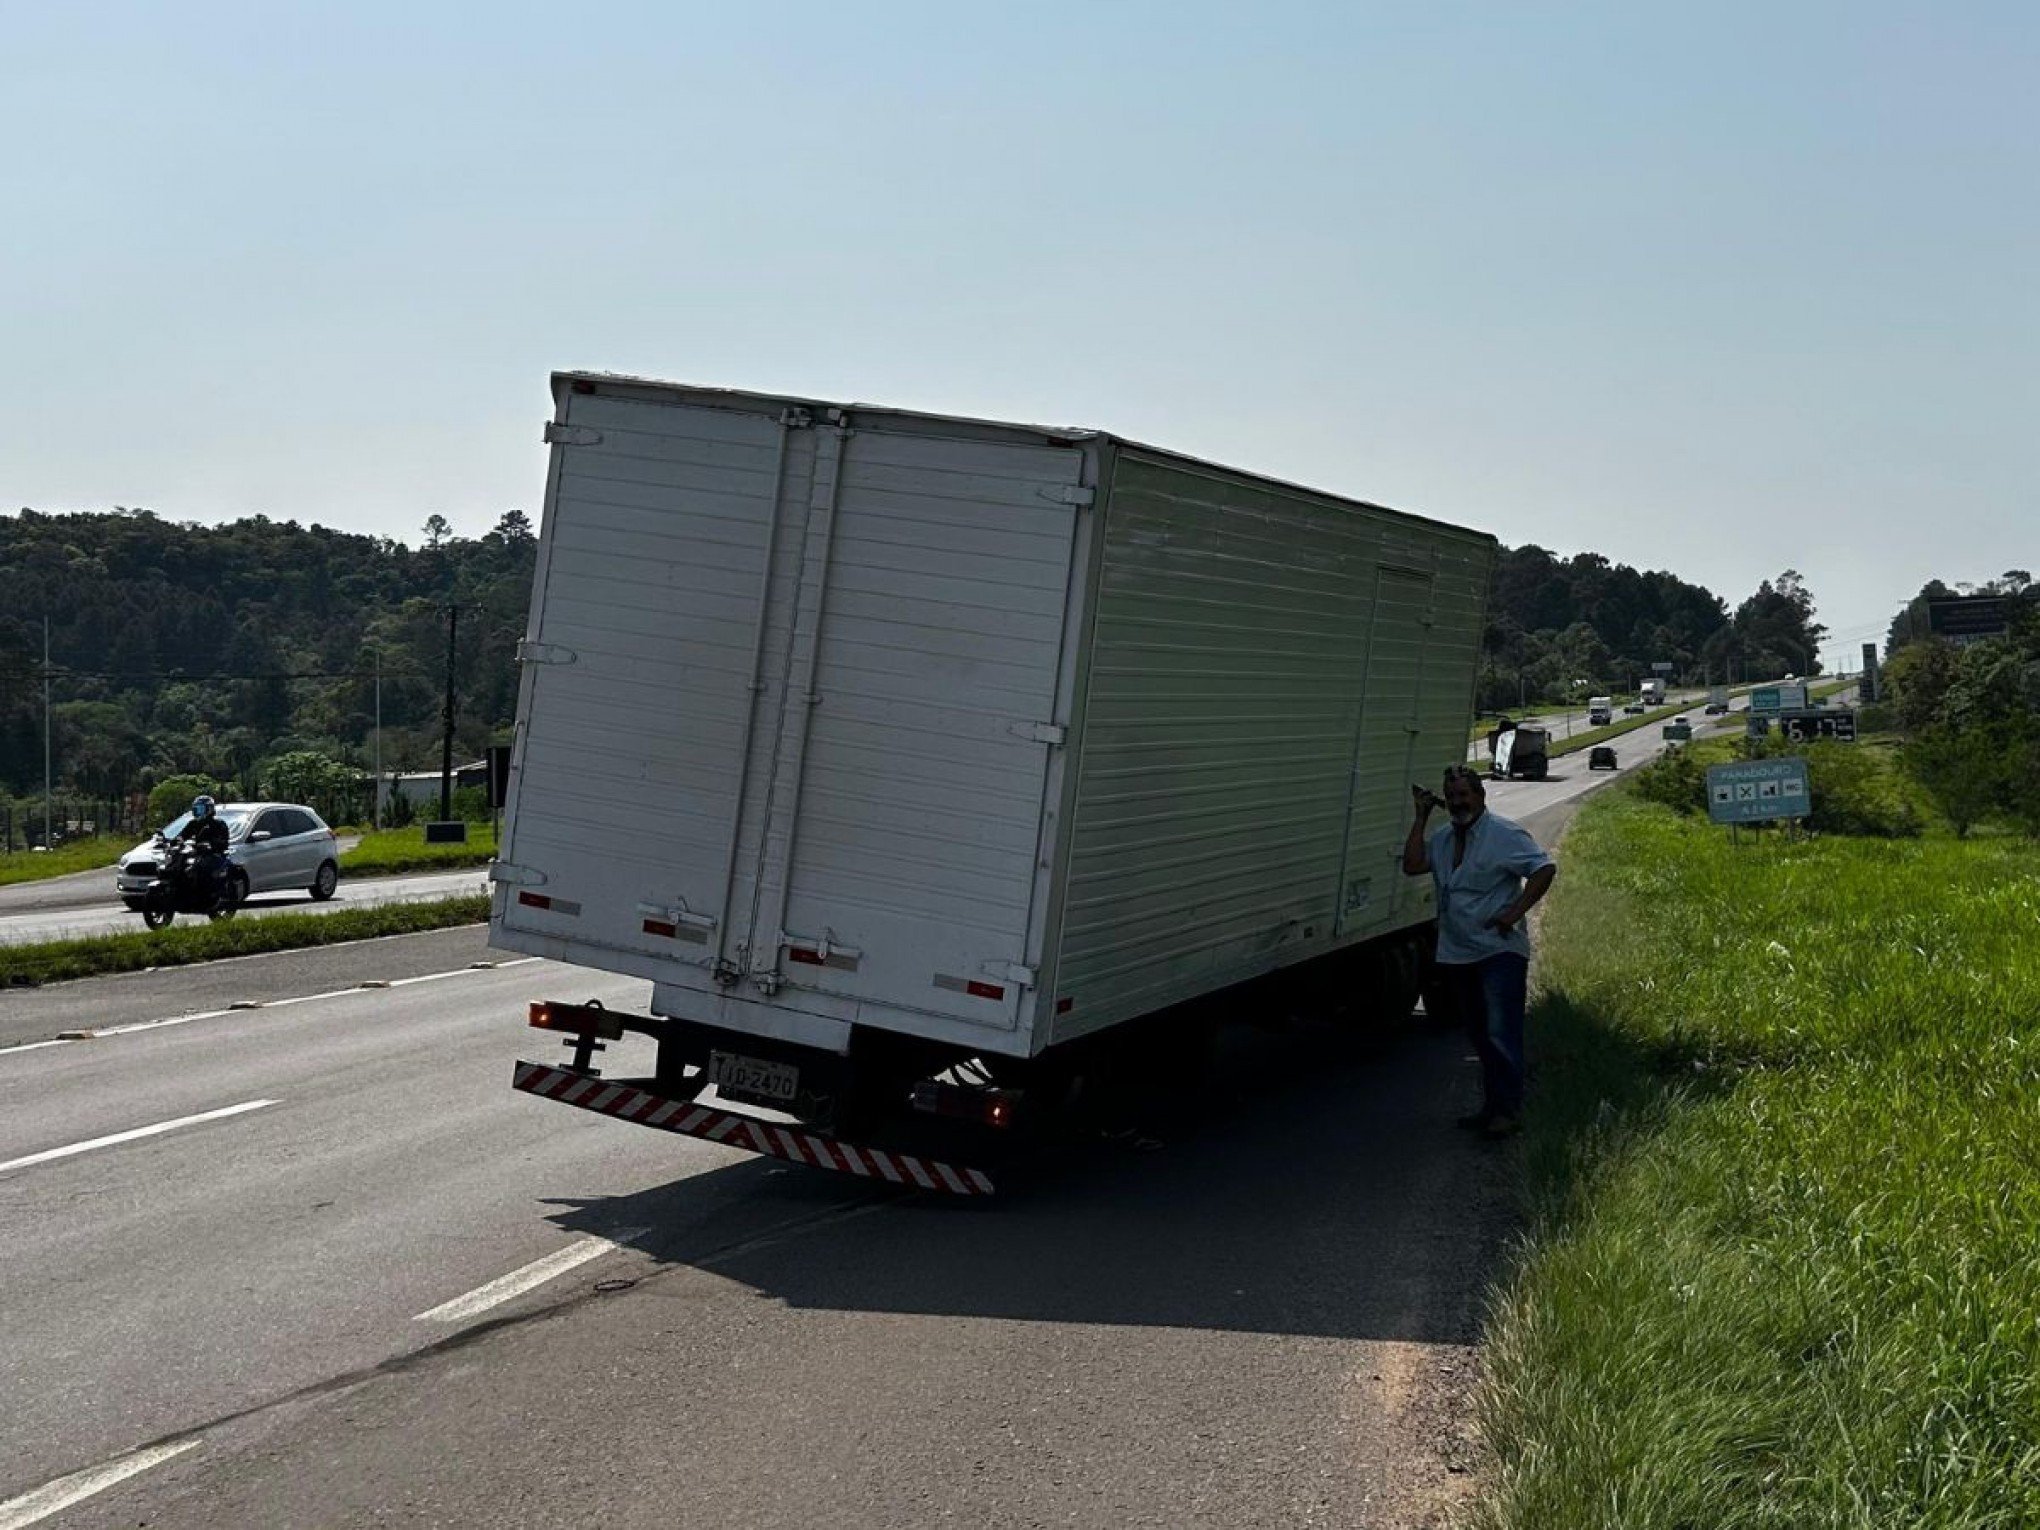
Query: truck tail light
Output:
[[910, 1080, 1018, 1129], [528, 1000, 624, 1041]]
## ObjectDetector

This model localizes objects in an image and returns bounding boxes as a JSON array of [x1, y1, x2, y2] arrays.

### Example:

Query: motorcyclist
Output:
[[174, 795, 232, 900]]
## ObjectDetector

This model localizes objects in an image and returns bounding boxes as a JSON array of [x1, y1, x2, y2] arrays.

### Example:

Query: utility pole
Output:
[[439, 605, 459, 822], [374, 649, 383, 830], [43, 617, 52, 849]]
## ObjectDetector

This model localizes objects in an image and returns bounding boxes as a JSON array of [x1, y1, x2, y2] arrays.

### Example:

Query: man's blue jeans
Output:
[[1443, 952, 1529, 1118]]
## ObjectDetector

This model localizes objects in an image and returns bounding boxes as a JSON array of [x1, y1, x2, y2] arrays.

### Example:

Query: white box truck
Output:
[[495, 374, 1496, 1194], [1639, 677, 1667, 707], [1587, 695, 1613, 726]]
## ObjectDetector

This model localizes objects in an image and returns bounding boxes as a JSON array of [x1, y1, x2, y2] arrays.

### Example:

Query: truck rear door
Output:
[[500, 387, 1085, 1035]]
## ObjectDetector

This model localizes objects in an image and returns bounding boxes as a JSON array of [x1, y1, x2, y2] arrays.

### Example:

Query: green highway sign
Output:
[[1749, 683, 1809, 713], [1706, 758, 1810, 825]]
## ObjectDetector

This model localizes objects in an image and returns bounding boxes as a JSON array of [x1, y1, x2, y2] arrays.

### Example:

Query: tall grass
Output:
[[1477, 789, 2040, 1527], [343, 822, 499, 875]]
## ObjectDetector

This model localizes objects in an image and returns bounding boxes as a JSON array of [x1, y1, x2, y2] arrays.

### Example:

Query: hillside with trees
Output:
[[1478, 547, 1823, 711], [0, 506, 1830, 841], [0, 507, 535, 838]]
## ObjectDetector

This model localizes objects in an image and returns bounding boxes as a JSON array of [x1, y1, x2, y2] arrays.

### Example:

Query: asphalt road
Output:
[[0, 866, 488, 948], [1466, 684, 1723, 759], [0, 736, 1706, 1530]]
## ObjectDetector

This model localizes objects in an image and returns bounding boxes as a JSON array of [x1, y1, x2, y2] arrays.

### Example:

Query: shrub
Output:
[[1630, 746, 1707, 815], [1902, 725, 2007, 838], [451, 785, 493, 823], [146, 773, 227, 829], [1799, 740, 1920, 838]]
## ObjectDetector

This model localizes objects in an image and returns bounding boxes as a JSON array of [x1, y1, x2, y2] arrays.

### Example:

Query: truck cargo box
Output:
[[490, 374, 1497, 1064]]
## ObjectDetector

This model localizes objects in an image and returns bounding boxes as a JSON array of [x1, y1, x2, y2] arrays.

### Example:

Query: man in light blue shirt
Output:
[[1401, 764, 1557, 1137]]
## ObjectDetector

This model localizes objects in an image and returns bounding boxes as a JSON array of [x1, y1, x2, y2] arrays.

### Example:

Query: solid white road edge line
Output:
[[0, 1100, 279, 1176], [0, 1039, 75, 1057], [0, 1438, 200, 1530], [414, 1226, 650, 1325]]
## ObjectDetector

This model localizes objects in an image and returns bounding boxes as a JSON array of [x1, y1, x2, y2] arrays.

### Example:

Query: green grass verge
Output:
[[0, 895, 490, 987], [0, 836, 128, 885], [1475, 772, 2040, 1526], [342, 823, 499, 875]]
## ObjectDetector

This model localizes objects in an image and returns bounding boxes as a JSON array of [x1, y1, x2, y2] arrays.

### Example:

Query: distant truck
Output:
[[1487, 722, 1550, 781], [492, 373, 1497, 1195], [1639, 678, 1667, 708], [1587, 695, 1613, 726]]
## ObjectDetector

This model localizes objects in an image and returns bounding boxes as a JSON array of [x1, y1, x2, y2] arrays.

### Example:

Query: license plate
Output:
[[709, 1051, 799, 1104]]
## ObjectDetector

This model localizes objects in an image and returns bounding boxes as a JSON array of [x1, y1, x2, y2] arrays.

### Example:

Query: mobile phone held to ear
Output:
[[1413, 784, 1442, 813]]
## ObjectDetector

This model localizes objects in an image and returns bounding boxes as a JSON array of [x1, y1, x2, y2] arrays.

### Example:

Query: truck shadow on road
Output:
[[536, 1015, 1520, 1347]]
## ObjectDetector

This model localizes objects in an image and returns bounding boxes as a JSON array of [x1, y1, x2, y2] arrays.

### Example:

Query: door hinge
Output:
[[543, 423, 603, 446], [488, 862, 547, 887], [981, 962, 1036, 988], [1040, 484, 1095, 507], [1010, 721, 1067, 746], [515, 639, 578, 666]]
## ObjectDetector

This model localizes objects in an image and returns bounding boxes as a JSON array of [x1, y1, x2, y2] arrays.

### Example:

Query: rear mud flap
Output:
[[512, 1061, 996, 1197]]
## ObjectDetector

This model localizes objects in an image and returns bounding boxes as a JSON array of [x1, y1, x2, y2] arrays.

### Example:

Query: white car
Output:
[[117, 803, 342, 908]]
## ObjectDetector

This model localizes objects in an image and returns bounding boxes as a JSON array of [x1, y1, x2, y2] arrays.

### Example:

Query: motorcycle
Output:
[[128, 835, 241, 930]]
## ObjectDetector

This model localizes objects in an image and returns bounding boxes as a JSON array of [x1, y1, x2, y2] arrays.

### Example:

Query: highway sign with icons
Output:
[[1651, 661, 1675, 674], [1706, 758, 1811, 824]]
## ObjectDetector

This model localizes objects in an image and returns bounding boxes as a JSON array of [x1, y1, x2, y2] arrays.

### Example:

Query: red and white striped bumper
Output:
[[512, 1061, 997, 1197]]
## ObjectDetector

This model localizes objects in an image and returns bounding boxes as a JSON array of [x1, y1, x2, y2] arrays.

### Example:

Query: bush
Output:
[[1903, 725, 2007, 838], [146, 774, 227, 829], [1630, 746, 1707, 815], [450, 785, 492, 823], [1798, 740, 1920, 837]]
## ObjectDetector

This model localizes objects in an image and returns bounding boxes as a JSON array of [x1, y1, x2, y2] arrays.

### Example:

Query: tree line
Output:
[[0, 507, 535, 830], [1479, 546, 1826, 711], [1876, 571, 2040, 838], [0, 506, 1834, 830]]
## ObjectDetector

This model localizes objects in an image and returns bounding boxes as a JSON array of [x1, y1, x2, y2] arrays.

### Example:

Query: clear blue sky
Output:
[[5, 2, 2033, 668]]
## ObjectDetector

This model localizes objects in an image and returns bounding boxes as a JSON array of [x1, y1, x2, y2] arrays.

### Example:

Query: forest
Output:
[[0, 506, 1829, 837], [0, 507, 534, 837]]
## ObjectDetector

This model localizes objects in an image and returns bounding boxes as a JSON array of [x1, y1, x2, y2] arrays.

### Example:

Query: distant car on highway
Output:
[[116, 803, 341, 910], [1588, 745, 1618, 770], [1704, 701, 1730, 715], [1623, 702, 1646, 714]]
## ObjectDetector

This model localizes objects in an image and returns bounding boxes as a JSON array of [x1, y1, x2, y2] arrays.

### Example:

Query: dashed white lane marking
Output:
[[0, 1438, 200, 1530], [414, 1227, 650, 1325], [0, 958, 544, 1056], [0, 1100, 279, 1176]]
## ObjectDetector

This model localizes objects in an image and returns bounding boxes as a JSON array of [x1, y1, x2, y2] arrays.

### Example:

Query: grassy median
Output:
[[342, 822, 499, 875], [0, 837, 125, 885], [0, 895, 490, 987], [1476, 755, 2040, 1525]]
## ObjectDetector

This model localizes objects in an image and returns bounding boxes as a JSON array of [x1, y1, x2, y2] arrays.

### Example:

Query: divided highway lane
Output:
[[0, 866, 487, 948], [1, 731, 1744, 1529], [0, 955, 847, 1517]]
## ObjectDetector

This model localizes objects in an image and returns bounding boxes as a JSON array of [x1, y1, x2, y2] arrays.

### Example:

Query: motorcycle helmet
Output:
[[192, 795, 216, 819]]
